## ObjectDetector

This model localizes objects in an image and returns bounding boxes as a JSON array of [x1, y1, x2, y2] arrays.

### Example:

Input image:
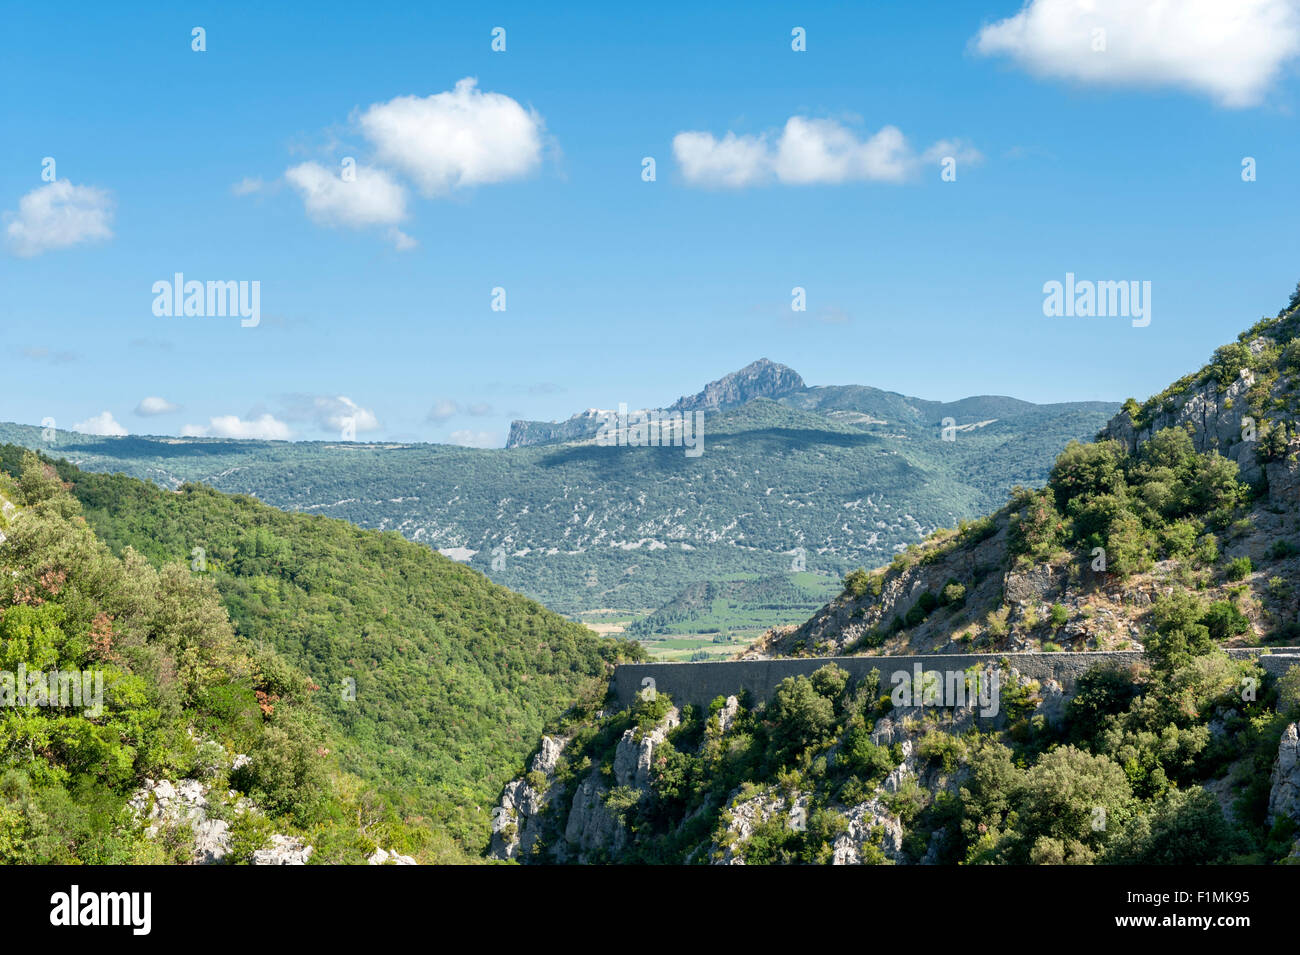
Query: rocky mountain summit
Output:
[[667, 358, 805, 413], [505, 359, 805, 448]]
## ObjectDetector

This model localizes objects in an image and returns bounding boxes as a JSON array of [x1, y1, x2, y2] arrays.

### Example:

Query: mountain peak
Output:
[[667, 359, 806, 413]]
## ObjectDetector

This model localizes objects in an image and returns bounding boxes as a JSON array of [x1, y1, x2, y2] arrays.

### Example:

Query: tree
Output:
[[1020, 746, 1135, 858], [1049, 440, 1126, 512], [768, 675, 837, 759]]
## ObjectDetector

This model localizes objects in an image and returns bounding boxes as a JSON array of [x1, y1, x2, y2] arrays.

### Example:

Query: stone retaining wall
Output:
[[611, 649, 1300, 710]]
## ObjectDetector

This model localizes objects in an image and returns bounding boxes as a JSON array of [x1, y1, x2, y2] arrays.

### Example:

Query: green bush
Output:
[[843, 568, 872, 599], [1226, 556, 1253, 581], [1204, 601, 1251, 641]]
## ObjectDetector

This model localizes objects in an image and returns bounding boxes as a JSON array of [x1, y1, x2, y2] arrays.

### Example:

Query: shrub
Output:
[[1209, 342, 1252, 387], [1268, 539, 1298, 560], [1010, 490, 1066, 558], [1277, 665, 1300, 717], [986, 607, 1010, 639], [840, 729, 896, 783], [1161, 521, 1198, 559], [1226, 556, 1253, 581], [1204, 601, 1251, 641], [843, 568, 872, 599]]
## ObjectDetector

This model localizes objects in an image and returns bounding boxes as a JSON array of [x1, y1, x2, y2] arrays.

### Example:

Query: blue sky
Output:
[[3, 0, 1300, 445]]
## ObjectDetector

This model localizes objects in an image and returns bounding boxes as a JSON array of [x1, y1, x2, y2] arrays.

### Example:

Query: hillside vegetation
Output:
[[0, 453, 412, 862], [0, 446, 642, 858]]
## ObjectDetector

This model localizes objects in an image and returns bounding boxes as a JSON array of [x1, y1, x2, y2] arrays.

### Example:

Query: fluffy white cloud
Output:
[[357, 78, 545, 196], [312, 395, 381, 435], [73, 411, 127, 436], [449, 429, 501, 449], [674, 117, 978, 187], [135, 396, 179, 416], [973, 0, 1300, 108], [5, 181, 113, 257], [672, 131, 771, 188], [182, 414, 292, 440], [285, 161, 408, 230]]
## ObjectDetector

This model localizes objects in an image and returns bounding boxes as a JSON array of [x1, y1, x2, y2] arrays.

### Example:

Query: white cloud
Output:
[[357, 78, 545, 196], [389, 227, 418, 251], [5, 181, 114, 257], [182, 414, 292, 440], [674, 117, 979, 187], [135, 396, 179, 416], [426, 399, 459, 423], [313, 395, 381, 434], [972, 0, 1300, 108], [672, 131, 771, 188], [449, 429, 501, 449], [73, 411, 127, 436], [284, 161, 408, 235]]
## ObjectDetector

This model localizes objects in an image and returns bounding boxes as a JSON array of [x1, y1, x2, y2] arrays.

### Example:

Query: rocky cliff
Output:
[[505, 359, 806, 449]]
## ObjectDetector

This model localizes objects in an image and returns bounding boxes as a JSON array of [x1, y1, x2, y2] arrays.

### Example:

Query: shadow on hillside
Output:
[[537, 427, 887, 469], [50, 437, 272, 461]]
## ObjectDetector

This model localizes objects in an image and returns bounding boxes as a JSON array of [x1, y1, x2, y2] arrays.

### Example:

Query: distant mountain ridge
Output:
[[0, 375, 1117, 637], [507, 359, 1107, 449]]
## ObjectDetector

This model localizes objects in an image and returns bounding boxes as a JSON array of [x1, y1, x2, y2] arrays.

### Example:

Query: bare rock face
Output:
[[1003, 563, 1070, 607], [614, 707, 680, 788], [1265, 437, 1300, 505], [532, 735, 566, 775], [367, 847, 416, 865], [832, 797, 905, 865], [1268, 723, 1300, 827], [252, 834, 312, 865], [1033, 678, 1067, 727], [489, 734, 570, 861], [563, 708, 681, 861], [717, 695, 741, 734], [491, 711, 685, 863], [507, 359, 805, 447], [668, 359, 805, 414], [711, 789, 808, 865], [127, 740, 315, 865], [1099, 344, 1267, 484], [128, 774, 310, 865], [562, 777, 625, 858]]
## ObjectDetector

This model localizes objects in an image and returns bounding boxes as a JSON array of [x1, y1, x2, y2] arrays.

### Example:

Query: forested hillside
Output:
[[0, 446, 643, 858], [0, 452, 396, 862]]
